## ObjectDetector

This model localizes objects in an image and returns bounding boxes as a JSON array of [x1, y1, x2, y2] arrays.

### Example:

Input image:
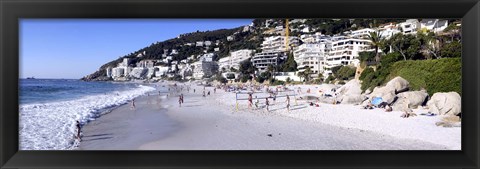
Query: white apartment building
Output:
[[300, 32, 328, 44], [399, 19, 420, 34], [218, 49, 253, 71], [323, 36, 373, 77], [349, 28, 375, 39], [130, 67, 148, 79], [293, 43, 328, 76], [251, 52, 283, 72], [420, 19, 448, 33], [379, 27, 402, 39], [261, 36, 299, 53], [154, 66, 169, 77]]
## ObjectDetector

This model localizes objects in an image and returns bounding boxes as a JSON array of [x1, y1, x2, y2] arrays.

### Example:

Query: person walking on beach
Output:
[[76, 121, 82, 141], [181, 94, 184, 103], [131, 98, 136, 109], [208, 91, 210, 96], [248, 93, 253, 109], [286, 95, 291, 112], [179, 95, 182, 107], [214, 88, 216, 94], [194, 89, 196, 93], [265, 97, 270, 112], [203, 90, 206, 97]]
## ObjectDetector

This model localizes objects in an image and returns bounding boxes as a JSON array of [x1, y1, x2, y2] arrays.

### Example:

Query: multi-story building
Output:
[[261, 36, 299, 53], [293, 43, 328, 76], [323, 36, 373, 77], [192, 53, 219, 79], [218, 49, 253, 71], [251, 52, 283, 72], [420, 19, 448, 33], [349, 28, 376, 39], [399, 19, 420, 35]]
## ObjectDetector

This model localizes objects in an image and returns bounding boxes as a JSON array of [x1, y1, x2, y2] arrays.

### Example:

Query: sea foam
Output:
[[19, 85, 156, 150]]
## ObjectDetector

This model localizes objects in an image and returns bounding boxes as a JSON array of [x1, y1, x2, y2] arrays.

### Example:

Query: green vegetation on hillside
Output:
[[388, 58, 461, 96], [360, 57, 461, 96]]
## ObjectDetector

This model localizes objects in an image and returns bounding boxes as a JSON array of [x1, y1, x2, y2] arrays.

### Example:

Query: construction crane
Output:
[[285, 19, 290, 52]]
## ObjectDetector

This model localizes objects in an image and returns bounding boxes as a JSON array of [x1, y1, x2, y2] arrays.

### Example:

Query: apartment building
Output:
[[251, 52, 283, 72], [261, 36, 300, 53], [420, 19, 448, 33], [293, 43, 328, 76], [399, 19, 420, 34], [323, 36, 373, 77], [218, 49, 253, 71]]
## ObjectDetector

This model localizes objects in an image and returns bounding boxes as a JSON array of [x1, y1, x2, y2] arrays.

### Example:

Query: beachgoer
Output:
[[248, 93, 253, 109], [76, 121, 82, 140], [273, 94, 276, 103], [214, 88, 216, 94], [286, 95, 291, 111], [194, 89, 196, 93], [265, 98, 270, 111], [179, 95, 182, 107], [131, 98, 136, 109], [208, 91, 210, 95], [385, 105, 393, 112], [181, 94, 184, 103], [203, 90, 206, 97]]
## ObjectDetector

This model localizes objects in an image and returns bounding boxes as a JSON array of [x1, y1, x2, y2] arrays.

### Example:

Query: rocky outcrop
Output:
[[395, 90, 429, 109], [362, 76, 410, 106], [385, 76, 410, 94], [427, 92, 461, 116], [336, 79, 365, 104]]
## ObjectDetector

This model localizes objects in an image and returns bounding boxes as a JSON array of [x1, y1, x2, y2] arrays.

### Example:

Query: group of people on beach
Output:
[[247, 92, 291, 112]]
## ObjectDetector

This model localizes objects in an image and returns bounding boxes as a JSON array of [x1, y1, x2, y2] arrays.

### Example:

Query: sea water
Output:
[[19, 79, 156, 150]]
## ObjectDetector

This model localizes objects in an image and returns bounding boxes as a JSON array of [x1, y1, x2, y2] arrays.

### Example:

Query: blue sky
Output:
[[20, 19, 253, 79]]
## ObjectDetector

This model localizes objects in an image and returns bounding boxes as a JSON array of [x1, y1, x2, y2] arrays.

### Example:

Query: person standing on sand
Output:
[[131, 98, 136, 109], [286, 95, 291, 111], [76, 121, 82, 141], [179, 95, 182, 107], [208, 91, 210, 96], [248, 93, 253, 109], [265, 97, 270, 112], [181, 94, 184, 103], [214, 88, 216, 94], [203, 90, 206, 97], [194, 89, 196, 93]]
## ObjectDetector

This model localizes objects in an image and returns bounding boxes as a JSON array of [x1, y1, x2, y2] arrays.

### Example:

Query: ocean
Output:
[[19, 79, 157, 150]]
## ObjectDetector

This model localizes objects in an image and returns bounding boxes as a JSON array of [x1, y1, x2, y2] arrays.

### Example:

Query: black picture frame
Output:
[[1, 0, 479, 168]]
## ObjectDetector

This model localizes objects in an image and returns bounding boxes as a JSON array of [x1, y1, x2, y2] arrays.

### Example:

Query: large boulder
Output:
[[395, 90, 429, 109], [427, 92, 461, 116], [362, 85, 396, 106], [385, 76, 410, 94], [333, 79, 367, 105], [362, 77, 410, 106]]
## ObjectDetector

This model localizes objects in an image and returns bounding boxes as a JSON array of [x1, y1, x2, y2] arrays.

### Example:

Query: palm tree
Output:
[[367, 31, 384, 63]]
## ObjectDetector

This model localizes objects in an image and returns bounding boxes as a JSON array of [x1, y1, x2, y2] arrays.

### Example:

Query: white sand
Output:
[[80, 83, 460, 150]]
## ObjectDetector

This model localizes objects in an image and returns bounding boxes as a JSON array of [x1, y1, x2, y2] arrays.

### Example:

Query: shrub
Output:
[[387, 57, 461, 95]]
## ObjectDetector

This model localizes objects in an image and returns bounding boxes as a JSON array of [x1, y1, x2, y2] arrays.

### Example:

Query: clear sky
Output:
[[20, 19, 253, 79]]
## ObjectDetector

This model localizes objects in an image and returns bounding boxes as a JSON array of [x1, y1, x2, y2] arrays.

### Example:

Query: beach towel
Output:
[[371, 97, 383, 106]]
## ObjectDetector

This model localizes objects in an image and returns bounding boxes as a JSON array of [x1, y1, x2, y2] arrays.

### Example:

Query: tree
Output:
[[358, 51, 376, 67], [335, 66, 356, 80], [389, 33, 421, 60], [367, 31, 385, 63], [418, 32, 441, 59], [282, 52, 298, 72]]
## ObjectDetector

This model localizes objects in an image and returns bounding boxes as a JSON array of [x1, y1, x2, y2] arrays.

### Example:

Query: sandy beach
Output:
[[78, 82, 459, 150]]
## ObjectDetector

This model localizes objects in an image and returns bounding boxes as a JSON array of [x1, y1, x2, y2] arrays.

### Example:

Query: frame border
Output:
[[1, 0, 479, 168]]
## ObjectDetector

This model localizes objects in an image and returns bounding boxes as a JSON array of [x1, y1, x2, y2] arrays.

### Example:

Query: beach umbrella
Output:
[[371, 97, 383, 106]]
